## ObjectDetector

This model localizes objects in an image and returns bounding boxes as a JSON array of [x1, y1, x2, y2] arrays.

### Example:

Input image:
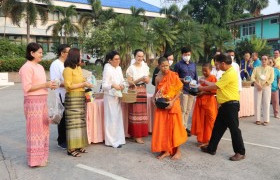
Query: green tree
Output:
[[160, 4, 191, 25], [5, 0, 51, 43], [235, 37, 272, 60], [130, 6, 145, 17], [246, 0, 269, 17], [175, 20, 204, 62], [186, 0, 249, 27], [47, 5, 80, 44], [150, 18, 178, 56], [111, 15, 144, 68], [83, 22, 113, 56], [79, 0, 115, 28]]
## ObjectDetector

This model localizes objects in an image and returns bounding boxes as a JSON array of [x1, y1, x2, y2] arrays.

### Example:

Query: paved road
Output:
[[0, 84, 280, 180]]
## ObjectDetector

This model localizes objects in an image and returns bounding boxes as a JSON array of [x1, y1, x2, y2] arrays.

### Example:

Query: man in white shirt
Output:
[[226, 50, 242, 92], [50, 44, 70, 149], [211, 57, 224, 80]]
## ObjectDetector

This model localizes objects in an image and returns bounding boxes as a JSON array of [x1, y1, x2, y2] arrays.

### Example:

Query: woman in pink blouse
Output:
[[19, 43, 57, 167]]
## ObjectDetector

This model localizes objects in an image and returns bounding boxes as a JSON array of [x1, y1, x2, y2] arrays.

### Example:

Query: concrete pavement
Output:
[[0, 84, 280, 180]]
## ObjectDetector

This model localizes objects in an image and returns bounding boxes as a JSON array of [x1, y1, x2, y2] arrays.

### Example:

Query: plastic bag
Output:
[[48, 90, 64, 124]]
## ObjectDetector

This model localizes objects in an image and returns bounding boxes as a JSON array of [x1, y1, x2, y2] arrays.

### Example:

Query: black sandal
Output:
[[78, 148, 88, 153], [67, 150, 81, 157]]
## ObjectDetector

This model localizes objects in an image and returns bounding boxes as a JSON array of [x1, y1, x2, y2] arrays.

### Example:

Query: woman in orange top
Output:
[[191, 63, 218, 147], [152, 57, 187, 160]]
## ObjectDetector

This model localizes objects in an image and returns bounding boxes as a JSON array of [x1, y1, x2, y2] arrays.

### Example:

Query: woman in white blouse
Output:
[[102, 51, 126, 148], [126, 49, 150, 144]]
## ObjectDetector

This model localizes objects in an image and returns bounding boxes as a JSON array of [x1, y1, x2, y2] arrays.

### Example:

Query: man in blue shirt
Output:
[[174, 47, 198, 136], [240, 52, 253, 79], [252, 52, 261, 68]]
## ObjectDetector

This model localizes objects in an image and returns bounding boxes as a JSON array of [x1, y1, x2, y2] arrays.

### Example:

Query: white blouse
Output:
[[126, 64, 149, 83], [102, 63, 124, 96]]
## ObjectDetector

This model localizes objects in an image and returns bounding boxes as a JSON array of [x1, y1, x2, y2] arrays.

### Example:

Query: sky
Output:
[[142, 0, 280, 15]]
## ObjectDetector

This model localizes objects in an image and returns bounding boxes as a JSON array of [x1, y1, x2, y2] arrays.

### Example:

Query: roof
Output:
[[57, 0, 161, 13], [227, 12, 280, 25]]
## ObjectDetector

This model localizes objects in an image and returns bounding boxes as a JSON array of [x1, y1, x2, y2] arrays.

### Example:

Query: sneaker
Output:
[[57, 142, 67, 150]]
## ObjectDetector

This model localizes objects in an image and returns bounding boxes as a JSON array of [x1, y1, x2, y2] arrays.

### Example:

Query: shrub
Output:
[[0, 58, 54, 72], [0, 39, 26, 58]]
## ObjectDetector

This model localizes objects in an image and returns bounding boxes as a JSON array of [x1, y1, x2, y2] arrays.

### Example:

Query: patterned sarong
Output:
[[65, 92, 88, 150], [24, 95, 49, 167], [128, 86, 148, 138]]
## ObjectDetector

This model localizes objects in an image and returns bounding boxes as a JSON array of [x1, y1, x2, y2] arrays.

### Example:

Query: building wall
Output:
[[240, 18, 280, 40]]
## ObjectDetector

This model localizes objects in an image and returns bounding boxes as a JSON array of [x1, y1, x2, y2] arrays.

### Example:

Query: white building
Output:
[[0, 0, 162, 52]]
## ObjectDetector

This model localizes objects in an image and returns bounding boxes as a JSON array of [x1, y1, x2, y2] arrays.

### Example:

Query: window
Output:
[[271, 18, 279, 24], [242, 23, 255, 36], [47, 11, 59, 21]]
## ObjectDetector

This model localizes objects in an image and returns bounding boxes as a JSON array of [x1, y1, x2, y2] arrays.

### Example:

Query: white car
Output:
[[82, 54, 103, 66]]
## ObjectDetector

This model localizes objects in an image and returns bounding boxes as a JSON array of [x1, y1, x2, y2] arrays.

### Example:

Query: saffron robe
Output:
[[151, 71, 187, 155], [191, 75, 218, 143]]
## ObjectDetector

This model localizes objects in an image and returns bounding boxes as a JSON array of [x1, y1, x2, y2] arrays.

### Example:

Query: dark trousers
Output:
[[57, 103, 66, 145], [208, 102, 246, 155]]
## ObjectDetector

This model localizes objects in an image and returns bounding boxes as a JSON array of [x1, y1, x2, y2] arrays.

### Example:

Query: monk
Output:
[[191, 63, 218, 147], [152, 57, 187, 160]]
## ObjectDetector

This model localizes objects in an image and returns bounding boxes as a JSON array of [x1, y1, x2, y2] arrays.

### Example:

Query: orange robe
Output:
[[191, 75, 218, 144], [151, 71, 187, 155]]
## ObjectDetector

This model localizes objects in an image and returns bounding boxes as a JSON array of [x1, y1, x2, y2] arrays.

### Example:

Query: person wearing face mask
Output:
[[174, 47, 198, 136], [226, 50, 242, 92], [240, 52, 253, 79], [152, 52, 174, 86]]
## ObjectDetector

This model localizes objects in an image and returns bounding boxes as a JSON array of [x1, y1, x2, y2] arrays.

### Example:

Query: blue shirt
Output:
[[240, 59, 253, 79], [253, 59, 261, 68], [174, 60, 198, 94], [272, 67, 280, 92]]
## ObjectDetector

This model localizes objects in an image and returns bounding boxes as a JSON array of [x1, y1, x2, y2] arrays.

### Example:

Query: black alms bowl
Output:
[[188, 87, 199, 96], [155, 98, 169, 109]]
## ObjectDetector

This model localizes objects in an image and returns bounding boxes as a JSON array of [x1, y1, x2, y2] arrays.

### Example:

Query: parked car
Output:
[[82, 54, 104, 66]]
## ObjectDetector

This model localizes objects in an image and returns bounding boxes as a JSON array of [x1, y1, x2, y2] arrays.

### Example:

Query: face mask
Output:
[[168, 60, 173, 66], [231, 56, 235, 61], [183, 56, 191, 62]]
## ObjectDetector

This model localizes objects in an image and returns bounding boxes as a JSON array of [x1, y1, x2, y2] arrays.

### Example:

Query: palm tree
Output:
[[175, 20, 204, 62], [79, 0, 115, 28], [111, 15, 144, 68], [130, 6, 145, 17], [160, 4, 191, 25], [1, 0, 12, 38], [5, 0, 51, 43], [246, 0, 269, 17], [150, 18, 178, 55], [47, 5, 80, 44]]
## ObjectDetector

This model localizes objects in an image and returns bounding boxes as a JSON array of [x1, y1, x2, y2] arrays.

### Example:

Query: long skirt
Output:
[[128, 86, 148, 138], [104, 94, 126, 147], [24, 95, 49, 167], [65, 92, 88, 150]]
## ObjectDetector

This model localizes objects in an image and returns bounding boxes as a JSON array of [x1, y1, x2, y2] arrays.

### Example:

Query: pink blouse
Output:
[[19, 61, 48, 96]]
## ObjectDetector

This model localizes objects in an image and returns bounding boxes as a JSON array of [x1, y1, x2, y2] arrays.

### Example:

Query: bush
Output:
[[40, 60, 54, 71], [0, 39, 26, 58], [0, 57, 54, 72]]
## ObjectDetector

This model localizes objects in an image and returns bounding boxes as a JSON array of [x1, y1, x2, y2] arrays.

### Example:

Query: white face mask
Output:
[[168, 60, 173, 66], [231, 56, 235, 61], [183, 55, 191, 62]]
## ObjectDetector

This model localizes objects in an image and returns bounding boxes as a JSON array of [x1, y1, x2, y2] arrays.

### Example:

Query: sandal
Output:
[[255, 121, 261, 125], [67, 150, 81, 157], [263, 122, 268, 126], [78, 148, 88, 153]]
